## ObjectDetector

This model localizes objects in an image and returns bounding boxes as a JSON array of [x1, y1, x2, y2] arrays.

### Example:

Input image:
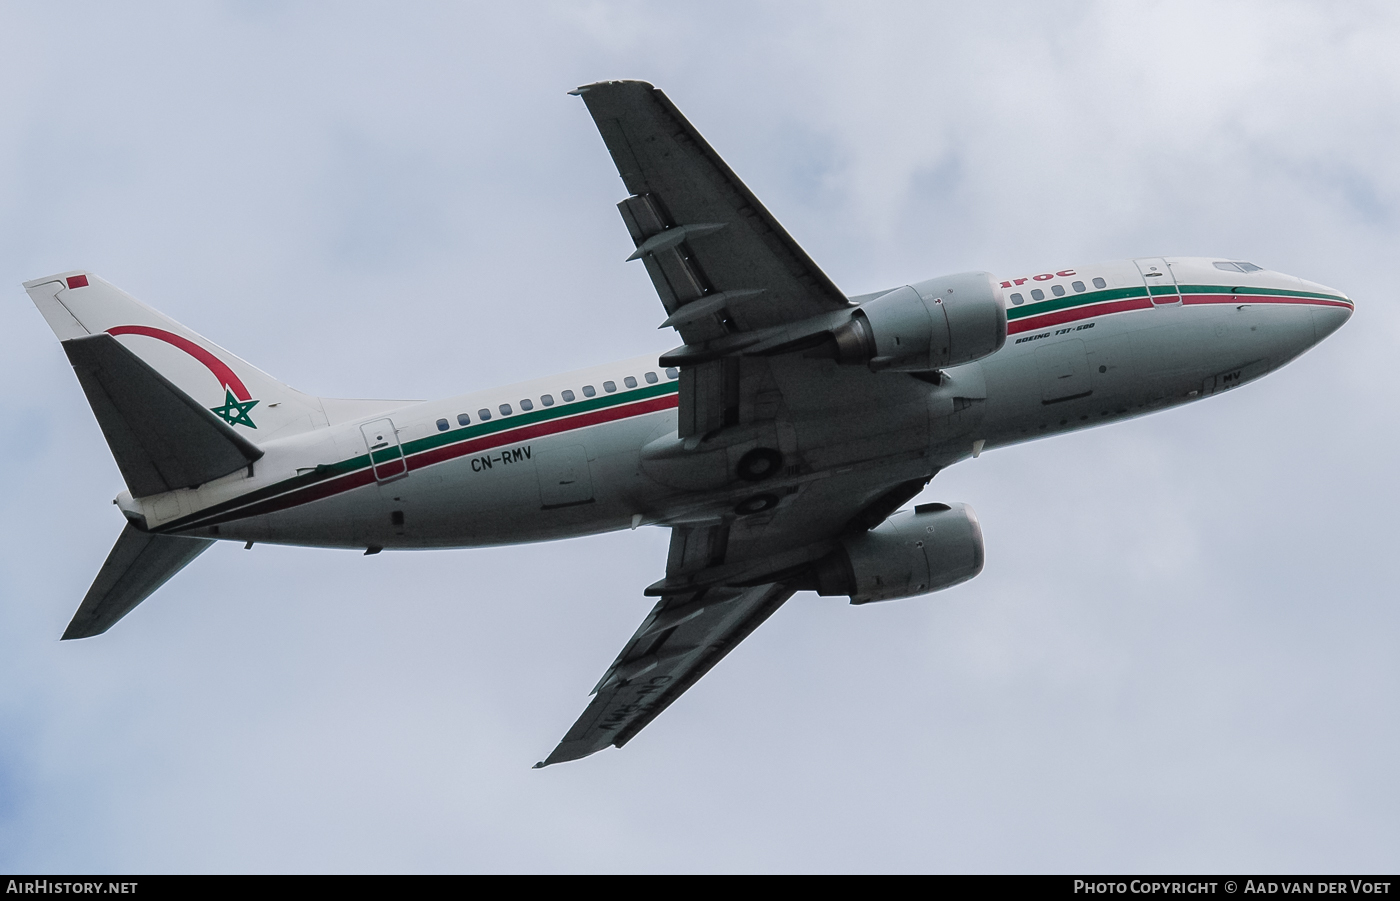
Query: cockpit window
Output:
[[1214, 261, 1264, 273]]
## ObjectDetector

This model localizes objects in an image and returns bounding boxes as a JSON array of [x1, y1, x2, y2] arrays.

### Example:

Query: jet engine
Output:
[[832, 272, 1007, 371], [814, 503, 985, 604]]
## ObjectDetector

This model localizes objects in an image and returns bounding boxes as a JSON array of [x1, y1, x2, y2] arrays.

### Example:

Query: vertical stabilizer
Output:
[[63, 523, 214, 640], [24, 272, 329, 441]]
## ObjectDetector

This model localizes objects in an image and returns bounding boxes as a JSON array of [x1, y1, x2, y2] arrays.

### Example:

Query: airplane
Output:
[[24, 80, 1353, 767]]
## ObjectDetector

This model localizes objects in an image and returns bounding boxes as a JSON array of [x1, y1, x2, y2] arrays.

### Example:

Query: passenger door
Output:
[[360, 418, 407, 482]]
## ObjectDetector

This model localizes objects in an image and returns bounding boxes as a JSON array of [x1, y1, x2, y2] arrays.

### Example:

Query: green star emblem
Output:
[[211, 389, 259, 429]]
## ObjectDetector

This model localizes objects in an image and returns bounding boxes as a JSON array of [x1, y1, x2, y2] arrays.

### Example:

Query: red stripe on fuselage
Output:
[[180, 392, 679, 528], [1007, 297, 1152, 334], [1181, 293, 1354, 310], [1007, 293, 1351, 335], [406, 392, 677, 472]]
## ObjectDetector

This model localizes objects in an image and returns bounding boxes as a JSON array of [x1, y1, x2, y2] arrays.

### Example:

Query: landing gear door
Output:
[[360, 418, 407, 482], [1135, 258, 1181, 306]]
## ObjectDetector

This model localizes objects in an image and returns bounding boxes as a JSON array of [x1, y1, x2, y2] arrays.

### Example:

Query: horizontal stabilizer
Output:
[[63, 333, 263, 497], [63, 522, 213, 640]]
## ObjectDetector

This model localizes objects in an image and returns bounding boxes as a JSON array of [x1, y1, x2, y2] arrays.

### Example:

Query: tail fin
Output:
[[24, 271, 329, 441], [63, 334, 263, 497], [64, 522, 213, 639]]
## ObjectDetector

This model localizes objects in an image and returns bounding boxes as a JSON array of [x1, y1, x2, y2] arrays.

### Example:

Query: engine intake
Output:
[[832, 272, 1007, 371], [815, 503, 985, 604]]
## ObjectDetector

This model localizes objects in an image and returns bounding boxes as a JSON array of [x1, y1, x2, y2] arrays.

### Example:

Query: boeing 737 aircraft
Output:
[[26, 81, 1352, 766]]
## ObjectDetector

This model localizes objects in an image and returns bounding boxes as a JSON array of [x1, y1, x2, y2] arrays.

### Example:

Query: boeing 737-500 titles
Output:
[[26, 81, 1352, 765]]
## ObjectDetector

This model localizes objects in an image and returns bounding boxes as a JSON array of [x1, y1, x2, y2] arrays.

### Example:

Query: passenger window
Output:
[[1092, 277, 1107, 289], [603, 381, 616, 393], [436, 418, 449, 432], [457, 413, 470, 426], [1072, 281, 1085, 292], [1052, 285, 1066, 297], [520, 399, 533, 411], [582, 385, 596, 398], [478, 408, 491, 421], [1010, 292, 1024, 305], [541, 394, 554, 407], [1031, 288, 1045, 301], [665, 368, 678, 380], [499, 403, 512, 416], [624, 376, 637, 389], [561, 389, 575, 402], [645, 372, 658, 384]]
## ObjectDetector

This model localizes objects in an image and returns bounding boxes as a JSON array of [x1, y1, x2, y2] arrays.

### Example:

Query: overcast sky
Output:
[[1, 1, 1397, 873]]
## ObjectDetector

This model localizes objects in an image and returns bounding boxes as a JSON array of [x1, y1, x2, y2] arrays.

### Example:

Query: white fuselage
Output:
[[123, 257, 1352, 551]]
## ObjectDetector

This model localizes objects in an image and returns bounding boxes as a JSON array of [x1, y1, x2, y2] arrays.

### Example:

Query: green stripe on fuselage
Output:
[[1005, 285, 1146, 321], [156, 378, 680, 533], [1006, 282, 1348, 322], [400, 378, 678, 459], [1177, 284, 1349, 301]]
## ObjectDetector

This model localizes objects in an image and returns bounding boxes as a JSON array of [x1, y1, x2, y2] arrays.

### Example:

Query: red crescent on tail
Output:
[[106, 326, 252, 401]]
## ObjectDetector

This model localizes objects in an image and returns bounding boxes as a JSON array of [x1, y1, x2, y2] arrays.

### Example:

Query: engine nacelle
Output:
[[832, 272, 1007, 371], [815, 503, 985, 604]]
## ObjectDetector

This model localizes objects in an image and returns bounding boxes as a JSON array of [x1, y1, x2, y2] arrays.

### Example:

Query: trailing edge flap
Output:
[[63, 333, 263, 498], [63, 522, 213, 640]]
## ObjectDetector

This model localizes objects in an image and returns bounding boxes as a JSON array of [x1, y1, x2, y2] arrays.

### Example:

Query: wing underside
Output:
[[573, 79, 850, 346], [537, 580, 794, 767], [537, 464, 931, 766]]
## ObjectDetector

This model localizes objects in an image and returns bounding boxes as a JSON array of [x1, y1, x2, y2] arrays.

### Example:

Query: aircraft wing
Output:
[[574, 79, 876, 442], [537, 578, 794, 767], [572, 80, 850, 345], [538, 467, 930, 767]]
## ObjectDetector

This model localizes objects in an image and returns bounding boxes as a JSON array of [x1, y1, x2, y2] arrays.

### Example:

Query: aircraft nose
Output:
[[1311, 294, 1353, 343]]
